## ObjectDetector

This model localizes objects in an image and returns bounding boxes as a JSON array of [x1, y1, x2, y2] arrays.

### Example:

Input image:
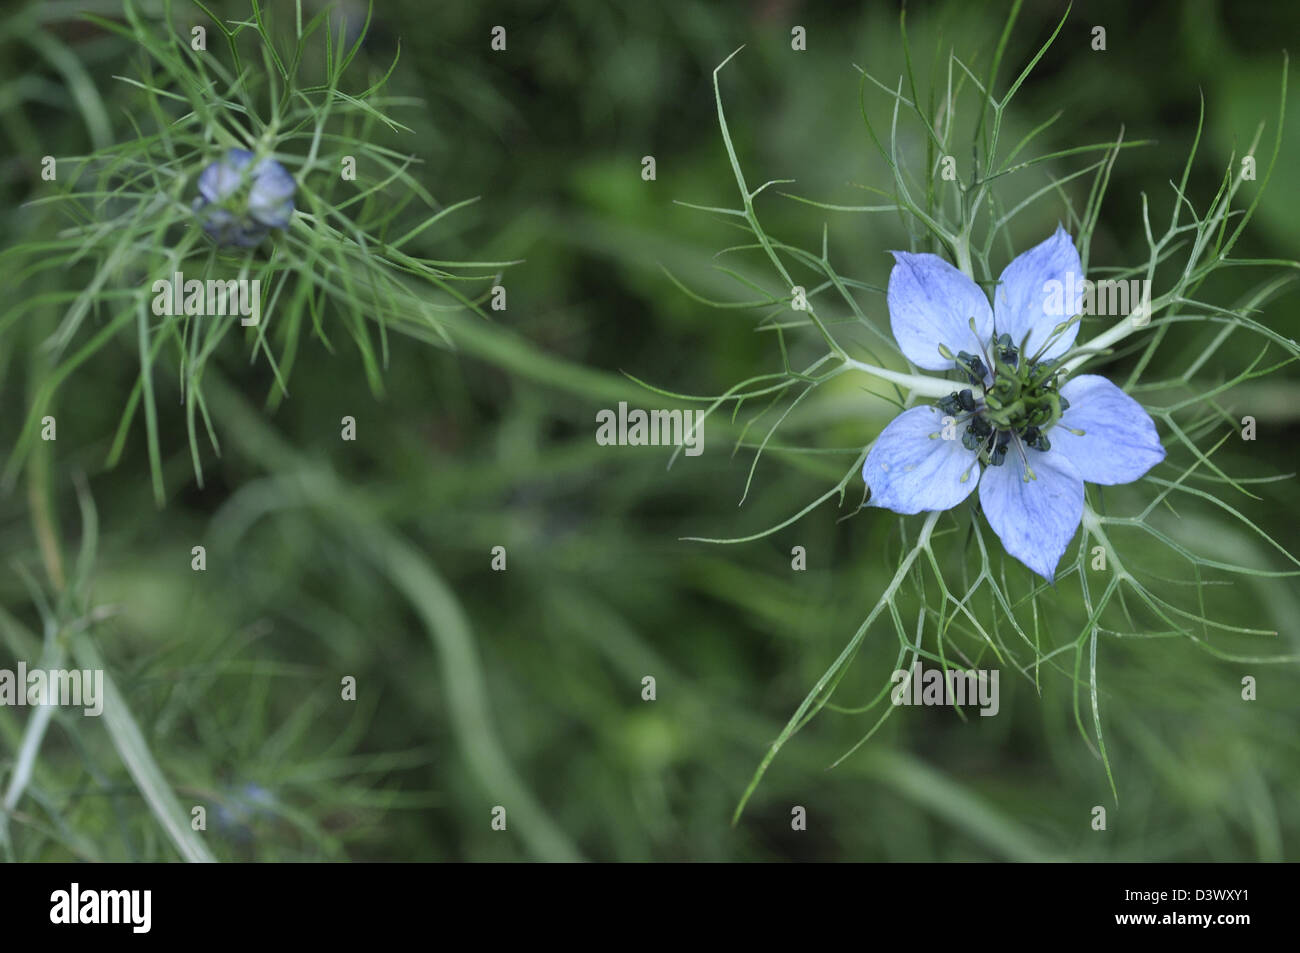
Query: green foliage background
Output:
[[0, 0, 1297, 861]]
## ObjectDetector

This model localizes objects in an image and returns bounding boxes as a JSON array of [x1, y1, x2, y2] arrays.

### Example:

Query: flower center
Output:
[[935, 333, 1071, 470]]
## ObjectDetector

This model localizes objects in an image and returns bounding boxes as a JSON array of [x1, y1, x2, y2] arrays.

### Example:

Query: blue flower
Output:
[[862, 226, 1164, 581], [214, 782, 277, 843], [192, 148, 295, 247]]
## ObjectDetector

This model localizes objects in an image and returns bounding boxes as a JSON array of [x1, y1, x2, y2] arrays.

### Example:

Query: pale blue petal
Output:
[[1050, 375, 1164, 485], [887, 252, 994, 371], [248, 159, 296, 228], [993, 224, 1083, 363], [864, 406, 980, 514], [198, 148, 254, 203], [978, 446, 1083, 581]]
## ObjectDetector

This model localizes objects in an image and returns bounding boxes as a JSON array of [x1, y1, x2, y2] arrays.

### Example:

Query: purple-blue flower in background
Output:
[[192, 148, 295, 248], [862, 226, 1164, 581]]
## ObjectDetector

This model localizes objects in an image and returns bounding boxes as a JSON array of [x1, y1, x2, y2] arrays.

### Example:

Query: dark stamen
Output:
[[934, 333, 1069, 467]]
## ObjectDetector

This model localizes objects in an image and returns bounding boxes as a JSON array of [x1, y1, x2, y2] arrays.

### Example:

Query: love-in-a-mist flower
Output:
[[862, 226, 1164, 581], [192, 148, 296, 248]]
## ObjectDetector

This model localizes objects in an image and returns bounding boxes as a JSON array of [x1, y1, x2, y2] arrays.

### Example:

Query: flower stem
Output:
[[1081, 504, 1133, 583], [842, 358, 957, 398], [954, 237, 974, 280], [732, 508, 941, 824], [1063, 314, 1147, 375]]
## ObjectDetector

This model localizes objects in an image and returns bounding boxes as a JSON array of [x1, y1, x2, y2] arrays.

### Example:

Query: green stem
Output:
[[843, 358, 956, 398], [954, 234, 975, 279], [734, 510, 942, 822], [1063, 314, 1148, 375]]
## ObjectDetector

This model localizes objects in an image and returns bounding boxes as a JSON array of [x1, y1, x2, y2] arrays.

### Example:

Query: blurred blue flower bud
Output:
[[192, 147, 296, 247]]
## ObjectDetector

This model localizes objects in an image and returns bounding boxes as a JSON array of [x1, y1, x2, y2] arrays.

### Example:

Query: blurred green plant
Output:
[[2, 0, 508, 504]]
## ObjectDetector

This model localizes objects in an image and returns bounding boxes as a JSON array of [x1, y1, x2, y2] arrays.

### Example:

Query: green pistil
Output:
[[934, 342, 1071, 472]]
